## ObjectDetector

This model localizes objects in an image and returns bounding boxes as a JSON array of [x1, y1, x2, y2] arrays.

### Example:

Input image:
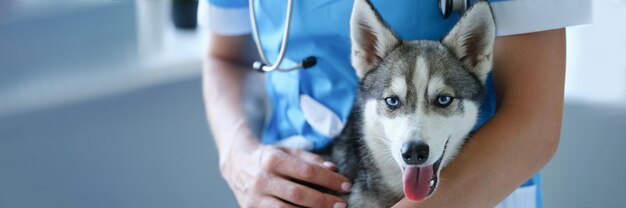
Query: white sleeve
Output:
[[197, 0, 252, 36], [491, 0, 592, 36]]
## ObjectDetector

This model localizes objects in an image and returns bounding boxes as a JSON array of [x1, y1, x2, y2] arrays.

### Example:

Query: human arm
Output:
[[202, 34, 351, 208], [392, 28, 565, 207]]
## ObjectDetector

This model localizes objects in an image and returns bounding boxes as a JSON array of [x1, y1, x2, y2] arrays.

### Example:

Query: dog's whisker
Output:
[[362, 136, 400, 167], [370, 135, 394, 144], [360, 147, 399, 168]]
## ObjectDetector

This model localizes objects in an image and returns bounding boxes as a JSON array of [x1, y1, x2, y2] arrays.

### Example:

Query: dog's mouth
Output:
[[401, 140, 448, 202]]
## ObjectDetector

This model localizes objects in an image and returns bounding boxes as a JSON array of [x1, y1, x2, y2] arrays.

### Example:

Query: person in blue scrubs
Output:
[[200, 0, 590, 207]]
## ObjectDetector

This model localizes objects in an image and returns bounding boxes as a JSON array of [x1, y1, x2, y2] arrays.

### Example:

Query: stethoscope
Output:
[[249, 0, 470, 73]]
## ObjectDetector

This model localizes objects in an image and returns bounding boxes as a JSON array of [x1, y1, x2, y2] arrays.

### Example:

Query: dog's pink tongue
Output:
[[403, 166, 433, 202]]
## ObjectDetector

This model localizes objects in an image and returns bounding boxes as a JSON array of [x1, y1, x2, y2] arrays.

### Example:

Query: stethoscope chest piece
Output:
[[439, 0, 469, 19]]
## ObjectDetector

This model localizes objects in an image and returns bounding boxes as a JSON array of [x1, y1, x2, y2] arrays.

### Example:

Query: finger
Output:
[[283, 148, 337, 171], [264, 153, 352, 193], [268, 177, 347, 208], [246, 196, 297, 208], [256, 196, 298, 208]]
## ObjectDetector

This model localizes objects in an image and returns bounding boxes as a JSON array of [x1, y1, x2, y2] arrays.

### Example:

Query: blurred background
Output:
[[0, 0, 624, 207]]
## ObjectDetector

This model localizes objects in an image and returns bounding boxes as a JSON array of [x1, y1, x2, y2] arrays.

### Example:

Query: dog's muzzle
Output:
[[401, 139, 449, 201]]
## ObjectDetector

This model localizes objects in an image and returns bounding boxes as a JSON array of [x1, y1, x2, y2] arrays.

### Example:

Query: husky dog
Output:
[[318, 0, 496, 207]]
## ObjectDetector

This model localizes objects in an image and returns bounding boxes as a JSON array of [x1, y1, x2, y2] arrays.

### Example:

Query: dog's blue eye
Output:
[[436, 96, 453, 107], [385, 97, 400, 109]]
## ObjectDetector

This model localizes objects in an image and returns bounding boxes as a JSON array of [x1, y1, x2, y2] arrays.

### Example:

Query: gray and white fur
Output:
[[317, 0, 496, 207]]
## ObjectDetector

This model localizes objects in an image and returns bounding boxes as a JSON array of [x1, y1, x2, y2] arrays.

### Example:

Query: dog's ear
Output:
[[350, 0, 400, 79], [442, 1, 496, 83]]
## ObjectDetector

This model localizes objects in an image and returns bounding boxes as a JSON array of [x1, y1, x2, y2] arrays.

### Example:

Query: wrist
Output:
[[217, 129, 261, 172]]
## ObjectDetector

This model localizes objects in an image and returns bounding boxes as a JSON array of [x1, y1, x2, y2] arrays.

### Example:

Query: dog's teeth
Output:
[[430, 180, 434, 187]]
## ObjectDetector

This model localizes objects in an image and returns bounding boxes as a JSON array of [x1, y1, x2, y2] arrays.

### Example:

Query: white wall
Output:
[[564, 0, 626, 106], [542, 1, 626, 207]]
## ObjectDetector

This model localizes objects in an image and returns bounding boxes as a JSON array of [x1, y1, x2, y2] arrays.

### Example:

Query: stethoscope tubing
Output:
[[250, 0, 309, 72]]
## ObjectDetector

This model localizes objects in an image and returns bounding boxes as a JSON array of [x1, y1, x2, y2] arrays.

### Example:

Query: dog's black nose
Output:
[[401, 142, 429, 165]]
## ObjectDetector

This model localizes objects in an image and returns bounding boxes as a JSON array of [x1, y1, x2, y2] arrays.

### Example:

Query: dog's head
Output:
[[350, 0, 495, 202]]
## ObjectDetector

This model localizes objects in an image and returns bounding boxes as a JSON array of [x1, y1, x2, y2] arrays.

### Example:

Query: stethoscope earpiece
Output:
[[252, 56, 317, 73], [301, 56, 317, 69], [252, 61, 266, 73]]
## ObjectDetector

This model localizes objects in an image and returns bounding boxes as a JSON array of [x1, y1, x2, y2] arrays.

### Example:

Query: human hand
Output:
[[219, 140, 351, 208]]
